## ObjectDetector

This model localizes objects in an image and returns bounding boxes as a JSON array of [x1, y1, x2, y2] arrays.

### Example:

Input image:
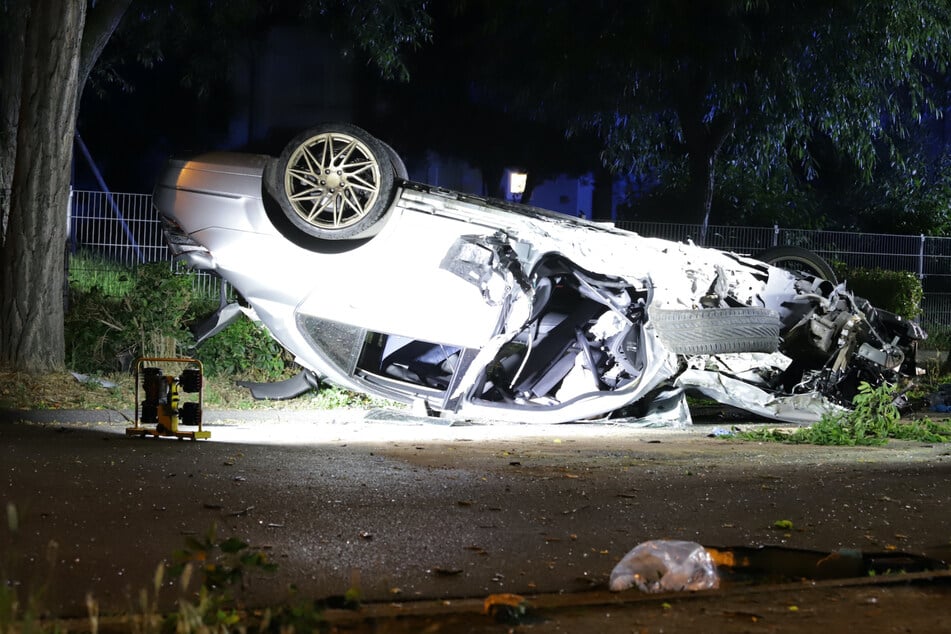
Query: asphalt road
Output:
[[2, 407, 950, 632]]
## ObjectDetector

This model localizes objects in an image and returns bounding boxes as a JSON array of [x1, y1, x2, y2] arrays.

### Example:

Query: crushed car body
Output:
[[154, 123, 926, 424]]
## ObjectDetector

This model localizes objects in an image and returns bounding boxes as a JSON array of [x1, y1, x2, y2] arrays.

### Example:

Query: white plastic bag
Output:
[[609, 540, 720, 593]]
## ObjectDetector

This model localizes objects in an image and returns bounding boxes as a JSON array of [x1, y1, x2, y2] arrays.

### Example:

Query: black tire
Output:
[[140, 401, 158, 425], [141, 367, 164, 402], [264, 123, 396, 241], [757, 246, 837, 284], [380, 139, 408, 180], [651, 307, 781, 355], [179, 368, 202, 393], [180, 401, 202, 426]]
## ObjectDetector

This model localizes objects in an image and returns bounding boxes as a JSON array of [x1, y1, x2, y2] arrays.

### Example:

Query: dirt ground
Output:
[[1, 409, 950, 632]]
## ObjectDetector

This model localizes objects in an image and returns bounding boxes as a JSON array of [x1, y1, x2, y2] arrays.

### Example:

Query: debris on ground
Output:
[[609, 539, 720, 593]]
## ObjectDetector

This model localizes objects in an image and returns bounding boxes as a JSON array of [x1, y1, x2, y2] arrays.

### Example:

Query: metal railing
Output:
[[616, 220, 951, 327], [67, 189, 226, 299], [67, 189, 951, 325]]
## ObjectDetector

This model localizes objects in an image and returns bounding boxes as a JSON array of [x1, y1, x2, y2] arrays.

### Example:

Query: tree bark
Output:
[[0, 0, 87, 371], [687, 150, 717, 244], [0, 0, 30, 246], [517, 170, 538, 205], [680, 111, 735, 245], [77, 0, 132, 106], [591, 163, 613, 221]]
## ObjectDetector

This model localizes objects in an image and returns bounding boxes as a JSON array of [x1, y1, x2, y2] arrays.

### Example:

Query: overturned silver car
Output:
[[155, 123, 925, 424]]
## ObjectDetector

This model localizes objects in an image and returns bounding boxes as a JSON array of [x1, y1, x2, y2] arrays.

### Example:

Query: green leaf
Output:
[[219, 537, 248, 554]]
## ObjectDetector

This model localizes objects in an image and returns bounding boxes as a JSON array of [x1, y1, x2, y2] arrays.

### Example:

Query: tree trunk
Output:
[[0, 0, 87, 371], [0, 1, 30, 246], [687, 150, 717, 245], [679, 110, 735, 245], [77, 0, 132, 106], [591, 163, 613, 221], [517, 170, 538, 205]]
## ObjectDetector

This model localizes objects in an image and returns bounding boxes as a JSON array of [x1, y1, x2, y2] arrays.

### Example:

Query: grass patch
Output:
[[67, 249, 138, 296], [920, 322, 951, 352], [0, 370, 385, 412], [737, 381, 951, 445]]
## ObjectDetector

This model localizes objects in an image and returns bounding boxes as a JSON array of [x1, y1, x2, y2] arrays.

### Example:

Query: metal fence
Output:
[[617, 220, 951, 326], [67, 189, 225, 298], [67, 189, 951, 325]]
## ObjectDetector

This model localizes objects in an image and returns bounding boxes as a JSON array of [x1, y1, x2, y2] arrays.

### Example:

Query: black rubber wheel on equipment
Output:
[[141, 367, 164, 401], [757, 246, 838, 284], [140, 401, 158, 425], [651, 307, 781, 355], [179, 368, 202, 393], [264, 123, 396, 241], [180, 401, 202, 426]]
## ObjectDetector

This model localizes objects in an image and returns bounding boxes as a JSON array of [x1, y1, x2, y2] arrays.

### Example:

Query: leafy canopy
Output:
[[458, 0, 951, 220]]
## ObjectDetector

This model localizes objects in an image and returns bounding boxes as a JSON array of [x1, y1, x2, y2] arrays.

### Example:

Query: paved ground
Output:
[[1, 407, 950, 632]]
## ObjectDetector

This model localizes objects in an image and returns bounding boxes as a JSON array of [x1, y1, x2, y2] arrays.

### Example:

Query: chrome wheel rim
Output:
[[283, 132, 382, 230]]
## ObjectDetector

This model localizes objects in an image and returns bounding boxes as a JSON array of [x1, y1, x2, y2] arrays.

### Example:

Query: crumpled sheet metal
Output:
[[675, 367, 844, 424]]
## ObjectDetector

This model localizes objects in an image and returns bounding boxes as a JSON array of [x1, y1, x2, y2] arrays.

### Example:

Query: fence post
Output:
[[773, 224, 779, 247], [919, 234, 925, 280]]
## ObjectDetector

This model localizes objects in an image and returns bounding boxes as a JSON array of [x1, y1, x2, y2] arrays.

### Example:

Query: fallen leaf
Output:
[[430, 567, 463, 576], [483, 593, 526, 611]]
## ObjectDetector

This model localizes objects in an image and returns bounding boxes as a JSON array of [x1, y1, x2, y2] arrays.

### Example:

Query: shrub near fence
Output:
[[67, 189, 951, 329]]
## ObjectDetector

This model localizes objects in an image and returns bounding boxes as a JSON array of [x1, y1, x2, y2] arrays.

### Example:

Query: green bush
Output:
[[919, 322, 951, 352], [66, 263, 286, 379], [65, 291, 124, 373], [839, 267, 923, 320], [68, 249, 137, 296], [738, 382, 951, 445], [66, 263, 197, 371], [194, 317, 290, 380]]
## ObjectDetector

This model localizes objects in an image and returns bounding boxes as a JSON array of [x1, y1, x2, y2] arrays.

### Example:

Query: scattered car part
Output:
[[236, 370, 321, 400]]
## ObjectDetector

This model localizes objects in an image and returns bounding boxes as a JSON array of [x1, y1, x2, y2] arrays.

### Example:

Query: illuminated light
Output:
[[509, 171, 527, 195]]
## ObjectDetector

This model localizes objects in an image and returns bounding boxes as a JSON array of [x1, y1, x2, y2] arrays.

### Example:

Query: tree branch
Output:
[[78, 0, 132, 103]]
